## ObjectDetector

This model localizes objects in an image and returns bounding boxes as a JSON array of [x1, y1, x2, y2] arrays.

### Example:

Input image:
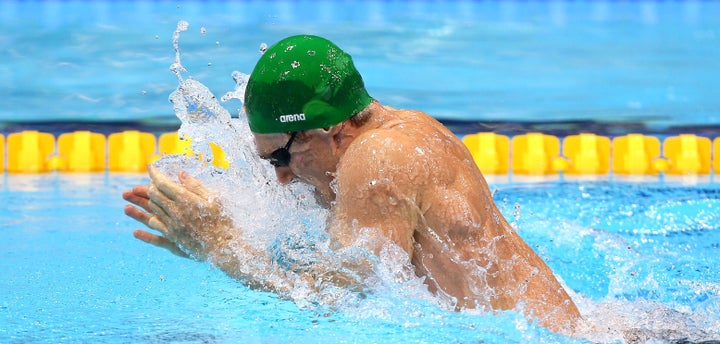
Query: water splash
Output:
[[154, 20, 429, 313], [220, 71, 250, 104], [170, 20, 189, 81]]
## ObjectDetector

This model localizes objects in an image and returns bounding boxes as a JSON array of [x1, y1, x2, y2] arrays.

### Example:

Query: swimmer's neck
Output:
[[335, 101, 396, 153]]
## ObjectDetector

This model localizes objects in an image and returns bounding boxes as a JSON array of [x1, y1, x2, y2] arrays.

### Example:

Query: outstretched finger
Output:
[[147, 182, 173, 211], [147, 211, 170, 235], [143, 192, 172, 233], [148, 165, 204, 204], [124, 204, 153, 227], [122, 185, 152, 213], [133, 229, 189, 258], [179, 170, 209, 199], [127, 201, 170, 236]]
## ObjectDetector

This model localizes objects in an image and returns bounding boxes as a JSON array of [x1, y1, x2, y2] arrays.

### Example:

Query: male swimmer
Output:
[[123, 35, 581, 333]]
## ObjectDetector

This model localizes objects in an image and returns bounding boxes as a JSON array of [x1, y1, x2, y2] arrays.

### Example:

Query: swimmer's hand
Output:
[[123, 184, 189, 258], [123, 166, 235, 261], [123, 167, 290, 293]]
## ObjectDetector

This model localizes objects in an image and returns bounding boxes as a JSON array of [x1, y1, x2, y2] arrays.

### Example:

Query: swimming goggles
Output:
[[267, 132, 297, 167]]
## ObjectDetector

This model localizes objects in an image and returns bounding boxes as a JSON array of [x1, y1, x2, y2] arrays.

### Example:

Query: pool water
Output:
[[2, 0, 720, 343], [2, 0, 719, 135], [1, 175, 719, 343]]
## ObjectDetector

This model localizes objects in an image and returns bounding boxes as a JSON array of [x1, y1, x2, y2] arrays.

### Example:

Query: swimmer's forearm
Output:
[[205, 236, 369, 297], [308, 267, 365, 292], [302, 252, 373, 293], [202, 232, 295, 294]]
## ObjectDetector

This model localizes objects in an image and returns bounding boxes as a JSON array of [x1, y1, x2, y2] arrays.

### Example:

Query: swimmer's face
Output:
[[264, 132, 296, 168], [254, 132, 298, 184], [253, 131, 339, 203], [253, 130, 337, 186]]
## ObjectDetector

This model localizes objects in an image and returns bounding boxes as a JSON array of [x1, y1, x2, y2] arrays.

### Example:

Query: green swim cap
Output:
[[244, 35, 373, 134]]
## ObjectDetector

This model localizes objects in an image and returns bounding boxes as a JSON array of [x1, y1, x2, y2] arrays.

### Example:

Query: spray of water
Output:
[[154, 20, 433, 314], [169, 20, 189, 81]]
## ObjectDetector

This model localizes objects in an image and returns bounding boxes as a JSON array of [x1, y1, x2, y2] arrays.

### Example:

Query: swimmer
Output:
[[123, 35, 581, 333]]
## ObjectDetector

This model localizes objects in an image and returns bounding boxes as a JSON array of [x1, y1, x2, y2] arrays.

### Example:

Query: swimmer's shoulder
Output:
[[382, 106, 455, 138], [345, 125, 416, 160], [345, 106, 457, 162], [340, 120, 431, 174]]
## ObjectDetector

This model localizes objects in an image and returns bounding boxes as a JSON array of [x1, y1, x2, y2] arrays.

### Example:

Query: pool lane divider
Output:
[[464, 132, 717, 176], [2, 130, 229, 173], [0, 130, 718, 176]]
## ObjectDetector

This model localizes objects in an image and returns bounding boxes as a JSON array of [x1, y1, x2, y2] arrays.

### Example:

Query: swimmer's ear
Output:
[[309, 124, 341, 138], [325, 123, 344, 136], [305, 124, 343, 145]]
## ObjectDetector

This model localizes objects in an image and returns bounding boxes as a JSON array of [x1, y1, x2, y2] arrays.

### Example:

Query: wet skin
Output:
[[123, 101, 581, 334]]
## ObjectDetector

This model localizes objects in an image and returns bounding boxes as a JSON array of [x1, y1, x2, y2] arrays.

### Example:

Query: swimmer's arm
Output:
[[123, 168, 359, 295], [324, 133, 420, 270], [333, 132, 419, 254], [123, 166, 293, 294], [285, 146, 420, 292], [123, 165, 411, 296]]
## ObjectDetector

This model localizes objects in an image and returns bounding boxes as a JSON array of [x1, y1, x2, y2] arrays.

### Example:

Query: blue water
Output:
[[1, 175, 719, 343], [1, 0, 719, 134], [3, 1, 720, 343]]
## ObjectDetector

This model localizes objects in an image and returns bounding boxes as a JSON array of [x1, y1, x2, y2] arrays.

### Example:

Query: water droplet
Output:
[[207, 62, 212, 67], [221, 71, 250, 103], [177, 20, 189, 31], [141, 90, 147, 96], [216, 41, 220, 46], [291, 61, 300, 68], [307, 50, 316, 56], [154, 35, 159, 40], [259, 43, 268, 54], [200, 27, 207, 35]]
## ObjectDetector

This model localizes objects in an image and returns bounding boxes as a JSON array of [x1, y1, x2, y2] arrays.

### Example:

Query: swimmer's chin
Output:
[[313, 187, 334, 209]]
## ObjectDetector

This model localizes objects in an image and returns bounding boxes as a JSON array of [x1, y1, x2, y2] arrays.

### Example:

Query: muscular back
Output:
[[333, 105, 580, 333]]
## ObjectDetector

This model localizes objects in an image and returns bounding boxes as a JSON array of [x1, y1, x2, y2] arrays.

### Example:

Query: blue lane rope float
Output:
[[1, 130, 719, 177]]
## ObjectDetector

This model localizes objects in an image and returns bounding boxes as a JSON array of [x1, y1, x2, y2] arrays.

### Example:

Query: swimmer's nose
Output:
[[274, 166, 295, 184]]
